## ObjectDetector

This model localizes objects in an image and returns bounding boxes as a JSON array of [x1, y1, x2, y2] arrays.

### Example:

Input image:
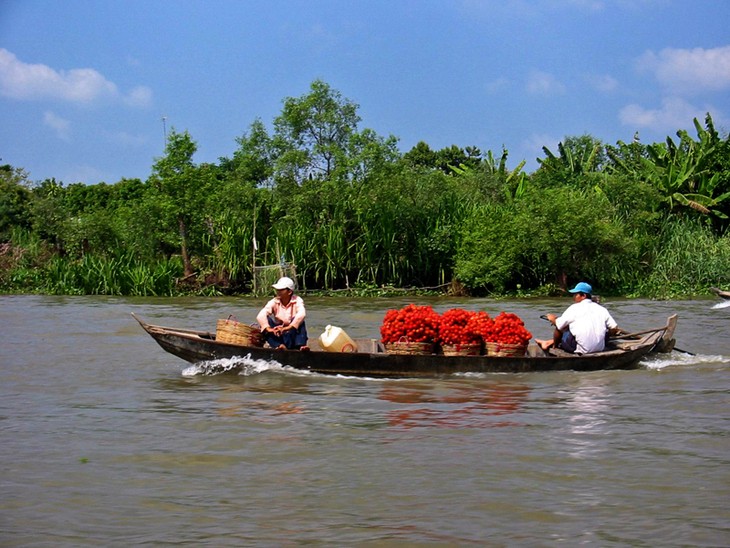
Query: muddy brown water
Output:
[[1, 294, 728, 545]]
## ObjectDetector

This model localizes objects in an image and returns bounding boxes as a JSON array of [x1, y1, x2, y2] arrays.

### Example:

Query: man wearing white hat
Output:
[[536, 282, 620, 354], [256, 276, 308, 350]]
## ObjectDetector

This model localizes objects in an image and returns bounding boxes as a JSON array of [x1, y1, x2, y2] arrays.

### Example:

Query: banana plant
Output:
[[641, 115, 729, 219], [452, 147, 527, 200], [538, 135, 604, 178]]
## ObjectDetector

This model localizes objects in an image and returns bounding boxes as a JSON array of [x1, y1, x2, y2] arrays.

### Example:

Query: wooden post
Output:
[[252, 204, 257, 295]]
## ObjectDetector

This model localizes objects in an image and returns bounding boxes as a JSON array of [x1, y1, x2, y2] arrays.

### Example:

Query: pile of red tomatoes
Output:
[[380, 305, 532, 347], [440, 308, 483, 346], [478, 311, 533, 346], [379, 304, 441, 344]]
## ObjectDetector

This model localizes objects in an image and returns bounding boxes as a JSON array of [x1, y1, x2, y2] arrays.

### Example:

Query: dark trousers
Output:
[[559, 331, 577, 353], [264, 316, 308, 349]]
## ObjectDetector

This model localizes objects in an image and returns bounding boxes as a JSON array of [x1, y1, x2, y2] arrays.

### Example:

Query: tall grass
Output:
[[32, 254, 183, 296], [636, 218, 730, 298], [257, 170, 475, 291], [204, 212, 257, 285]]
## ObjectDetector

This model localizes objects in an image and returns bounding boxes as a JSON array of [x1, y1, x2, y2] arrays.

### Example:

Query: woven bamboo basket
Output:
[[384, 340, 434, 355], [484, 341, 528, 357], [441, 342, 482, 356], [216, 316, 263, 347]]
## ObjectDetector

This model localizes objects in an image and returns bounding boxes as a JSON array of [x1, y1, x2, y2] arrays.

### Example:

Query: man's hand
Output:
[[271, 324, 293, 336]]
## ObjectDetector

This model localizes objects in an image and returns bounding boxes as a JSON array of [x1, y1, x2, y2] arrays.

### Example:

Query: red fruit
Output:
[[380, 304, 441, 344]]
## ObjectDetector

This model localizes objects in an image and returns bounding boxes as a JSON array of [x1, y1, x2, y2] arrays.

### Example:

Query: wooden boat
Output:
[[133, 313, 678, 378], [710, 287, 730, 300]]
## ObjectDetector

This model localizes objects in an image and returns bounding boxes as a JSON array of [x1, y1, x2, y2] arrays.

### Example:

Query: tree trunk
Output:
[[557, 272, 567, 292], [179, 216, 194, 277]]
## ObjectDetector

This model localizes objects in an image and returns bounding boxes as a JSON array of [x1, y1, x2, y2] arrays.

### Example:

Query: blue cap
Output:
[[569, 282, 593, 294]]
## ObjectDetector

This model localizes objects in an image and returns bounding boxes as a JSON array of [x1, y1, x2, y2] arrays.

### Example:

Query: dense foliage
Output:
[[2, 80, 729, 298]]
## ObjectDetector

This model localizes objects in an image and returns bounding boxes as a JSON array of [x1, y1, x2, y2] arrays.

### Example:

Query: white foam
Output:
[[643, 351, 730, 370], [711, 300, 730, 309], [178, 350, 728, 376], [181, 353, 286, 377]]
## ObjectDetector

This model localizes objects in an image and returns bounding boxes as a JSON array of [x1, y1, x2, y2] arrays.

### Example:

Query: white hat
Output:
[[272, 276, 295, 291]]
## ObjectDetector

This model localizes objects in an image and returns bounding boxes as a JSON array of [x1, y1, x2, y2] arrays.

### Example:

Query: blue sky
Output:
[[1, 0, 729, 185]]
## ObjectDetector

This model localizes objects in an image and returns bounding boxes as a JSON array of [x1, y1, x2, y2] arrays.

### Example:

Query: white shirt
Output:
[[555, 298, 618, 354]]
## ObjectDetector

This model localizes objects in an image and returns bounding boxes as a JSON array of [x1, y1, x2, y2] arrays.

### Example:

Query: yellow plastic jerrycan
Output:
[[319, 325, 358, 353]]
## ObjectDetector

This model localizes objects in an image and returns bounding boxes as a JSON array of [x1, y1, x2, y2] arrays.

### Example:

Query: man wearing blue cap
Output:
[[536, 282, 620, 354]]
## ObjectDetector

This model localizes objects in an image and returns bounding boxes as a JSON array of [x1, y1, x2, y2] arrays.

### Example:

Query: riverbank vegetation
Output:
[[2, 80, 729, 298]]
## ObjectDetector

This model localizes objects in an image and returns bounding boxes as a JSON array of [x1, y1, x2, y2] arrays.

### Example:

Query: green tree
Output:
[[342, 127, 400, 185], [436, 145, 474, 174], [29, 178, 69, 252], [225, 118, 275, 188], [450, 147, 527, 203], [258, 80, 402, 288], [403, 141, 437, 169], [404, 143, 482, 175], [149, 129, 214, 277], [455, 185, 632, 293], [0, 163, 33, 239], [534, 134, 605, 187], [272, 79, 361, 187]]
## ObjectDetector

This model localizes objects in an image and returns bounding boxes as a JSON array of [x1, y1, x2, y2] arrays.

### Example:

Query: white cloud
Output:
[[636, 45, 730, 95], [585, 73, 618, 92], [0, 48, 152, 107], [619, 96, 709, 131], [43, 111, 71, 141], [0, 48, 116, 102], [526, 70, 566, 95], [124, 85, 153, 107], [105, 130, 148, 147]]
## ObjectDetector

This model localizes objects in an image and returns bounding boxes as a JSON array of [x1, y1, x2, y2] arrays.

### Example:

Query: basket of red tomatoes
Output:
[[380, 304, 440, 354], [438, 308, 482, 356], [479, 312, 532, 357]]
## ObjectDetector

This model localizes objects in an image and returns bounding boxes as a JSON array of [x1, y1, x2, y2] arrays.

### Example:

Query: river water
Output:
[[1, 294, 728, 546]]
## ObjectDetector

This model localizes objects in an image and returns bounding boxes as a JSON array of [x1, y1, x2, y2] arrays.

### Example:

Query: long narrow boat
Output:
[[133, 313, 678, 378]]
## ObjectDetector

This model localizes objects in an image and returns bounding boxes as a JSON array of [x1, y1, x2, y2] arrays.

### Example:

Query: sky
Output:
[[1, 0, 729, 185]]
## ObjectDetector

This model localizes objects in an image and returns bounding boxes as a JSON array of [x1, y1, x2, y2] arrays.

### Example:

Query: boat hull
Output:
[[711, 287, 730, 300]]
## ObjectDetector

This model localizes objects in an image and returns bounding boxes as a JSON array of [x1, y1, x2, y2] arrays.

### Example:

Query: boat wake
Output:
[[178, 351, 728, 377], [643, 350, 729, 370], [182, 354, 289, 377], [711, 300, 730, 309]]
